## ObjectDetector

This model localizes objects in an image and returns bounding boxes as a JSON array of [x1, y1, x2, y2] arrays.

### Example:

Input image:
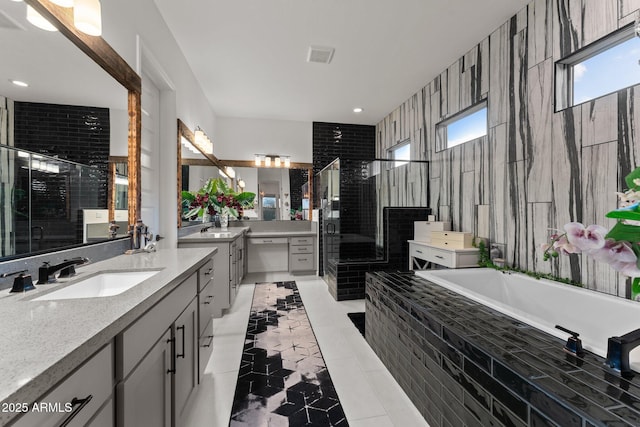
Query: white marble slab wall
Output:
[[375, 0, 640, 294], [0, 97, 14, 257]]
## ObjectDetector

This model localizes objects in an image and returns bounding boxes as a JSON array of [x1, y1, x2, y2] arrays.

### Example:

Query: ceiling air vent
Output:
[[307, 46, 335, 64]]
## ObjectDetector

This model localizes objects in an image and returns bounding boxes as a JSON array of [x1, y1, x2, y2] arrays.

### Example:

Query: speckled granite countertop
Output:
[[0, 247, 216, 426], [177, 227, 316, 243], [178, 227, 249, 243]]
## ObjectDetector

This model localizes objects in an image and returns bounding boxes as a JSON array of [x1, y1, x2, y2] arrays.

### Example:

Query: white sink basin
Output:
[[33, 270, 160, 301]]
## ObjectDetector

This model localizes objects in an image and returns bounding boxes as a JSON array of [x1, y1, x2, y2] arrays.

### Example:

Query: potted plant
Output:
[[182, 178, 255, 227]]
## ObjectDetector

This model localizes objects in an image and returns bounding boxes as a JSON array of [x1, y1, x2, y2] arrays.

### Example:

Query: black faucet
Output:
[[555, 325, 584, 356], [36, 257, 90, 284], [606, 328, 640, 376], [1, 269, 36, 293]]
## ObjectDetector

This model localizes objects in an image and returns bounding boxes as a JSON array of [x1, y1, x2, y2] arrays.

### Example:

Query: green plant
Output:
[[475, 239, 582, 287], [182, 177, 255, 219]]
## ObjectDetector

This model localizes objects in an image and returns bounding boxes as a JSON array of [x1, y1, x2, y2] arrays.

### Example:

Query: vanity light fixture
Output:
[[225, 166, 236, 179], [10, 79, 29, 87], [253, 154, 292, 168], [26, 5, 58, 31], [353, 107, 363, 113], [73, 0, 102, 36], [238, 179, 246, 189], [193, 126, 213, 154]]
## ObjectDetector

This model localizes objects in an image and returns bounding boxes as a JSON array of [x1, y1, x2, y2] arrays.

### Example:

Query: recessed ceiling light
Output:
[[10, 80, 29, 87], [353, 107, 363, 113]]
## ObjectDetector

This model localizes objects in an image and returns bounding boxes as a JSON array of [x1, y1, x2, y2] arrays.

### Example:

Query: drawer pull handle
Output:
[[176, 326, 186, 359], [203, 295, 213, 305], [59, 395, 93, 427], [435, 255, 444, 259], [202, 335, 214, 348], [263, 240, 272, 243], [205, 268, 213, 276], [298, 258, 308, 262], [416, 250, 423, 254], [167, 337, 176, 374]]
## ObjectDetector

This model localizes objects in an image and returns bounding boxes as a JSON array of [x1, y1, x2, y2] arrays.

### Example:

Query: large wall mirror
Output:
[[0, 0, 141, 259], [177, 119, 313, 226]]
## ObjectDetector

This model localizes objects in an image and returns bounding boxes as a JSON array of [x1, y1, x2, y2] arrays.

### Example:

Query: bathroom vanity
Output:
[[177, 228, 248, 318], [0, 247, 216, 427]]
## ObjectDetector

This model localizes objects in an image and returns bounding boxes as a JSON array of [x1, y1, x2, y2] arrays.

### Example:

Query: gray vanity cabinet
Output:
[[12, 343, 114, 427], [118, 329, 172, 427], [117, 271, 198, 427]]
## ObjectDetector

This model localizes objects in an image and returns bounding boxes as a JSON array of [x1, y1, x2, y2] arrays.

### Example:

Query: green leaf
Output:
[[605, 222, 640, 242], [606, 209, 640, 221], [184, 207, 203, 219], [181, 191, 195, 202], [625, 166, 640, 190]]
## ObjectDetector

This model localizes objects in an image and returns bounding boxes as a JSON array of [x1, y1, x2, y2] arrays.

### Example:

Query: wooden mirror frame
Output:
[[26, 0, 141, 225]]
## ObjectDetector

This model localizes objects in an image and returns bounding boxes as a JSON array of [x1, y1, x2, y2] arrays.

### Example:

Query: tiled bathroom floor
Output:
[[184, 272, 429, 427]]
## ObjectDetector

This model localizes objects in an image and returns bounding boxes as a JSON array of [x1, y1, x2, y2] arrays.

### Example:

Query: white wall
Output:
[[215, 117, 312, 163], [109, 108, 129, 157]]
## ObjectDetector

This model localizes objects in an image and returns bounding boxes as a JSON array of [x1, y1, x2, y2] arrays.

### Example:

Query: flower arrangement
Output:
[[543, 166, 640, 298], [182, 177, 255, 220]]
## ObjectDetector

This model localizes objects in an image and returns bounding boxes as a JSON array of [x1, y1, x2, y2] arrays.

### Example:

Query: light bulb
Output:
[[74, 0, 102, 36], [26, 5, 57, 31]]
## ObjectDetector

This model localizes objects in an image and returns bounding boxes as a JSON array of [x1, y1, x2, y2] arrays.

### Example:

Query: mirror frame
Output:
[[25, 0, 141, 226]]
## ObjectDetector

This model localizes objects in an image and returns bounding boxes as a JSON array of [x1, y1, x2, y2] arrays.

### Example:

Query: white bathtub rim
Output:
[[414, 268, 640, 372]]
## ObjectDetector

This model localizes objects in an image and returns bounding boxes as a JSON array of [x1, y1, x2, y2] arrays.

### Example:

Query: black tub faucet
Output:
[[606, 328, 640, 376], [36, 257, 90, 284]]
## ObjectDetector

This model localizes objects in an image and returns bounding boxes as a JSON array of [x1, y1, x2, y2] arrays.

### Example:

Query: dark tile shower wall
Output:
[[366, 271, 640, 427], [313, 122, 376, 275], [327, 207, 430, 301], [13, 101, 110, 251]]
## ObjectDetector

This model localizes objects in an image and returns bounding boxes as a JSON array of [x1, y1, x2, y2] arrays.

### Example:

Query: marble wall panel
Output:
[[554, 0, 585, 59], [581, 141, 619, 293], [529, 202, 554, 275], [462, 171, 475, 233], [618, 87, 640, 185], [508, 28, 530, 164], [527, 59, 553, 203], [376, 0, 640, 295], [489, 23, 510, 127], [581, 94, 618, 147], [528, 0, 553, 66], [447, 60, 461, 117], [620, 0, 640, 18], [582, 0, 618, 45]]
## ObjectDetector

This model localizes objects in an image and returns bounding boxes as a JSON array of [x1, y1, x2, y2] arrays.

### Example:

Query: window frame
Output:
[[555, 23, 638, 111], [435, 100, 488, 152], [387, 138, 411, 168]]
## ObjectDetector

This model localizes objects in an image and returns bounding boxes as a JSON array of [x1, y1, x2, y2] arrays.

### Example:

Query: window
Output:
[[436, 101, 488, 151], [388, 139, 410, 167], [556, 24, 640, 110]]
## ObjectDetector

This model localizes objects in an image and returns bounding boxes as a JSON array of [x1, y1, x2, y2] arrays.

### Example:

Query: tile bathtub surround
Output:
[[230, 281, 348, 426], [375, 0, 640, 297], [365, 271, 640, 427]]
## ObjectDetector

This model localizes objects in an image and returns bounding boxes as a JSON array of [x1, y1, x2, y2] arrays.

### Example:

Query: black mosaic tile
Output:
[[230, 281, 348, 426]]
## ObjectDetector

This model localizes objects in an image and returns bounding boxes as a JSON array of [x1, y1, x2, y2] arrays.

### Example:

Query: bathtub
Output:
[[415, 268, 640, 371]]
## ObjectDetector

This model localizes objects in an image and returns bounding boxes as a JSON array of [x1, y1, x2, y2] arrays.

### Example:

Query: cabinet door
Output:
[[229, 241, 237, 305], [120, 329, 172, 427], [174, 298, 198, 426]]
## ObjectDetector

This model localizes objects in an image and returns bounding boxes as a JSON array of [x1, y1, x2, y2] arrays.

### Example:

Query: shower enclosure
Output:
[[317, 158, 430, 300]]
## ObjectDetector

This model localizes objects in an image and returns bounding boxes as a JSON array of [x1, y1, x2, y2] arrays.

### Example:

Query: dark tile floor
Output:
[[230, 281, 349, 426]]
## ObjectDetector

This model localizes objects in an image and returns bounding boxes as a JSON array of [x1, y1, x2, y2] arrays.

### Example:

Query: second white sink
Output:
[[33, 270, 160, 301]]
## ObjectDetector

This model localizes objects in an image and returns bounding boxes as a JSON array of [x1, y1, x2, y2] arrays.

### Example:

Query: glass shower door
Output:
[[319, 159, 340, 275]]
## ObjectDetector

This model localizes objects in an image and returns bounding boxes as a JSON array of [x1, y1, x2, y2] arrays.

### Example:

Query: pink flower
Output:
[[588, 239, 640, 276], [552, 234, 579, 255], [564, 222, 608, 251]]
